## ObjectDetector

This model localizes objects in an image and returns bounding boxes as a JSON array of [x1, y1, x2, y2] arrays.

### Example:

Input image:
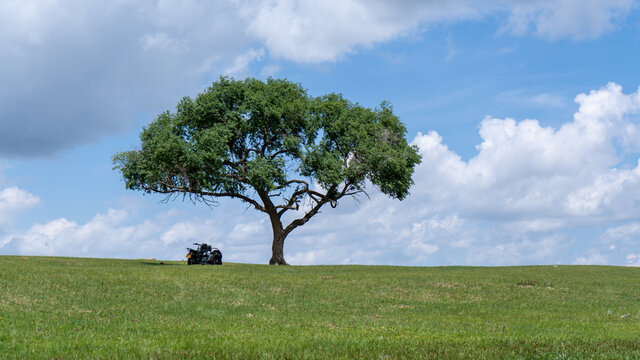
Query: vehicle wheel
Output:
[[187, 258, 192, 265]]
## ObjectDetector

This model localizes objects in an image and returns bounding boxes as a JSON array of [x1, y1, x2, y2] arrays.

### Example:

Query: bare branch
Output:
[[222, 160, 238, 169], [282, 197, 328, 236], [308, 192, 322, 204], [343, 190, 367, 197], [275, 188, 307, 216], [273, 179, 310, 190], [282, 184, 340, 235], [270, 149, 289, 159], [142, 181, 266, 212]]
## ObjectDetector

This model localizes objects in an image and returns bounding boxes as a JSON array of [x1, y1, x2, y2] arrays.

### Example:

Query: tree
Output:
[[113, 77, 421, 265]]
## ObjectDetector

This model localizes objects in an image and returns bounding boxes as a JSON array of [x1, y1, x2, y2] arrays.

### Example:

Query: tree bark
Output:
[[257, 189, 289, 265], [268, 216, 288, 265], [266, 197, 289, 265]]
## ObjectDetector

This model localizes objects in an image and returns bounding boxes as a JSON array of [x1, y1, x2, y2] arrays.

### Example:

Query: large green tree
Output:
[[113, 77, 421, 265]]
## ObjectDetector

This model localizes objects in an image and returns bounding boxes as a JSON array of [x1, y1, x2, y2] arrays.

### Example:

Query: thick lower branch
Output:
[[142, 183, 266, 212], [281, 182, 358, 234], [283, 199, 327, 237]]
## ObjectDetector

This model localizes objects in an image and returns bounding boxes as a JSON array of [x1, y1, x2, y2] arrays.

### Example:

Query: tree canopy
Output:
[[113, 77, 421, 264]]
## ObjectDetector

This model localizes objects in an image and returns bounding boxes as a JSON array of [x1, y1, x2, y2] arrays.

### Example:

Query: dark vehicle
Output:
[[186, 243, 222, 265]]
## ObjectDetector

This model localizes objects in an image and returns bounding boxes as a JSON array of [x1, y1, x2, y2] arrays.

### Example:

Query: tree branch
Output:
[[273, 179, 310, 191], [282, 184, 340, 236], [282, 198, 328, 237], [275, 187, 307, 216], [270, 149, 289, 159], [142, 182, 265, 212], [223, 172, 249, 184]]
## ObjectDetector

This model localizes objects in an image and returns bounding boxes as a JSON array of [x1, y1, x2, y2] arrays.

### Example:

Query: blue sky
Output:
[[1, 0, 640, 266]]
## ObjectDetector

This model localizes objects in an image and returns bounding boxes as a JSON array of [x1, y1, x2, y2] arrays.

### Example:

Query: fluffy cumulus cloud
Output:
[[239, 0, 480, 63], [242, 0, 635, 63], [280, 79, 640, 265], [0, 0, 635, 156], [414, 82, 640, 224], [0, 181, 41, 248], [0, 205, 271, 263], [1, 209, 161, 258], [0, 187, 40, 226], [285, 82, 640, 265]]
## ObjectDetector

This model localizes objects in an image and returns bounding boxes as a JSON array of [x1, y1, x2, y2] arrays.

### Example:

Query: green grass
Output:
[[1, 256, 639, 359]]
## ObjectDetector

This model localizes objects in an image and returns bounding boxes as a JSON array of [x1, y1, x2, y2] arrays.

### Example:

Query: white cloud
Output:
[[287, 249, 333, 265], [626, 253, 640, 266], [505, 0, 634, 40], [565, 164, 640, 217], [413, 214, 463, 234], [240, 0, 463, 63], [161, 220, 220, 246], [599, 222, 640, 266], [242, 0, 634, 63], [503, 219, 566, 232], [141, 32, 181, 51], [223, 48, 265, 77], [0, 186, 41, 227], [0, 1, 634, 156], [0, 0, 251, 156], [0, 167, 41, 248], [573, 252, 609, 265], [601, 222, 640, 244], [445, 34, 458, 62], [411, 83, 640, 225], [469, 235, 565, 265], [0, 205, 271, 263], [2, 209, 161, 257]]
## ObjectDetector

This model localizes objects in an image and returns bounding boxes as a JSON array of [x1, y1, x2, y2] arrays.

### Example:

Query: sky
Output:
[[1, 0, 640, 266]]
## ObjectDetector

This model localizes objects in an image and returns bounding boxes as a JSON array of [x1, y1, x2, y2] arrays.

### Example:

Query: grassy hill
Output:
[[1, 256, 639, 359]]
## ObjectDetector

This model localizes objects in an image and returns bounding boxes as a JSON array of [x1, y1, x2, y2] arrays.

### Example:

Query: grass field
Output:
[[1, 256, 639, 359]]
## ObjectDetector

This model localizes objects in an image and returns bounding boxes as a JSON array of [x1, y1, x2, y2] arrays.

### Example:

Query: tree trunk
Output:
[[257, 189, 290, 265], [269, 233, 288, 265], [268, 214, 289, 265]]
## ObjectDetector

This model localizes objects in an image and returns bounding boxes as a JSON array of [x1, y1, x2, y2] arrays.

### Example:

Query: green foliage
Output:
[[2, 257, 640, 359], [113, 76, 421, 202]]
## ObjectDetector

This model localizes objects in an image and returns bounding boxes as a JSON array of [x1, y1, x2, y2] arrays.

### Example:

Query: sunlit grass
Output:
[[1, 256, 639, 359]]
